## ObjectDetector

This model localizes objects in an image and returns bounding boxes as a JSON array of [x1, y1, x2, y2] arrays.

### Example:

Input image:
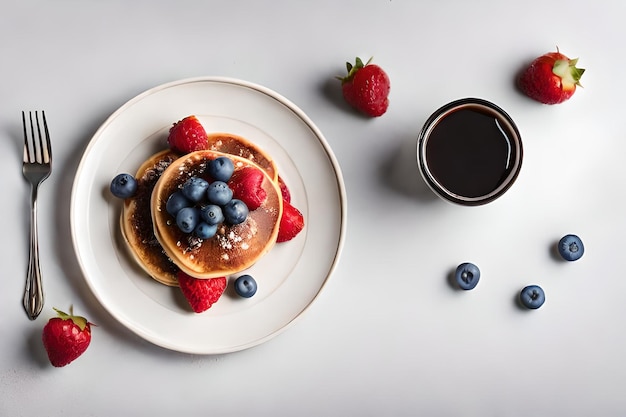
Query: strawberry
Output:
[[167, 115, 208, 154], [228, 166, 267, 211], [518, 49, 585, 104], [177, 271, 226, 313], [277, 175, 291, 203], [42, 306, 93, 367], [338, 57, 390, 117], [277, 199, 304, 243]]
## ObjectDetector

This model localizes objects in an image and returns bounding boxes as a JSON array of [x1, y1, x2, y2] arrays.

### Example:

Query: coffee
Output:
[[417, 99, 522, 206]]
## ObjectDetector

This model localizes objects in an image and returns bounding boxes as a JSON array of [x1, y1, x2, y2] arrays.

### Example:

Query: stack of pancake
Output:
[[120, 133, 283, 286]]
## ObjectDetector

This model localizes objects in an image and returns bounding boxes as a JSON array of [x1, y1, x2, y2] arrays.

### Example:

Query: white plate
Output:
[[70, 77, 347, 354]]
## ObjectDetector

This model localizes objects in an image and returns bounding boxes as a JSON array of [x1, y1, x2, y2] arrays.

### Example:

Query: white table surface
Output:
[[2, 1, 626, 415]]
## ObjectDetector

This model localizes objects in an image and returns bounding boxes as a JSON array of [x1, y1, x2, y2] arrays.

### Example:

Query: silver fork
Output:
[[22, 111, 52, 320]]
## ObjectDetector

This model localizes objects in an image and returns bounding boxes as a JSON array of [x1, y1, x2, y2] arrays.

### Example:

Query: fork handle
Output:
[[24, 185, 44, 320]]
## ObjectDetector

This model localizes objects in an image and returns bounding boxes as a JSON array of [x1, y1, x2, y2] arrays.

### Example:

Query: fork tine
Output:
[[41, 111, 51, 164], [22, 111, 30, 163], [29, 112, 38, 163], [34, 111, 43, 164]]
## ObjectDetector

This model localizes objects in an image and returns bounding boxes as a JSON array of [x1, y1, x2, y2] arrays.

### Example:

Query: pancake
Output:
[[206, 132, 278, 182], [120, 150, 181, 286], [151, 150, 283, 279]]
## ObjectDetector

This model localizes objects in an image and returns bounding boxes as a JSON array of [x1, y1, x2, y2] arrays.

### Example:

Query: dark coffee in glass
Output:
[[417, 98, 523, 206]]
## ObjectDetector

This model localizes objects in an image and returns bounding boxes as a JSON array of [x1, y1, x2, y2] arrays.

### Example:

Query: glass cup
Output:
[[417, 98, 523, 206]]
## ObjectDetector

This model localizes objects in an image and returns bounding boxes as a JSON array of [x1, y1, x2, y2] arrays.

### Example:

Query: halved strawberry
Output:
[[177, 272, 226, 313], [228, 166, 267, 211], [167, 115, 208, 154], [277, 199, 304, 243], [277, 175, 291, 203]]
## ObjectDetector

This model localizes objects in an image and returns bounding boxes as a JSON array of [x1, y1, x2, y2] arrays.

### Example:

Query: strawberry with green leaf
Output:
[[338, 57, 390, 117], [42, 306, 94, 367], [518, 49, 585, 104]]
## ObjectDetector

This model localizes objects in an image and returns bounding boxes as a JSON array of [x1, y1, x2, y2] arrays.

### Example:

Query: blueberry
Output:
[[208, 156, 235, 182], [194, 222, 218, 239], [223, 199, 249, 225], [176, 207, 200, 233], [200, 204, 224, 225], [519, 285, 545, 309], [166, 191, 191, 216], [207, 181, 233, 205], [110, 173, 138, 198], [455, 262, 480, 290], [181, 177, 210, 203], [234, 274, 257, 298], [558, 234, 584, 261]]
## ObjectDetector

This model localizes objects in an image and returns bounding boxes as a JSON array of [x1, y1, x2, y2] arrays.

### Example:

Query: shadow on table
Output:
[[378, 136, 439, 203], [319, 70, 379, 119]]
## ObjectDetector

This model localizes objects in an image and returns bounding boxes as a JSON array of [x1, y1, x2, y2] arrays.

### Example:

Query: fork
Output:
[[22, 111, 52, 320]]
